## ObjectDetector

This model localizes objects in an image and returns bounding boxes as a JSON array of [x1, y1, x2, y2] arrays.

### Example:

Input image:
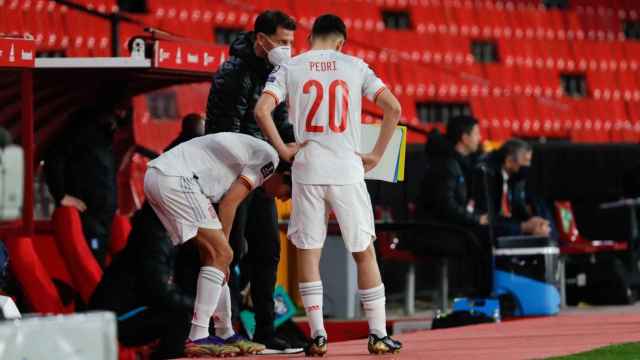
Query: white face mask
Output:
[[267, 45, 291, 66]]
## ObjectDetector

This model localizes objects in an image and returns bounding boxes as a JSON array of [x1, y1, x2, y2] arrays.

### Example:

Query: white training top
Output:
[[263, 49, 386, 185], [147, 133, 279, 203]]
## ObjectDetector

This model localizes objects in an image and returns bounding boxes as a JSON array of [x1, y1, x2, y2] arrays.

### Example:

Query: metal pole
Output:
[[111, 15, 120, 57], [21, 69, 34, 235], [405, 263, 416, 315], [440, 259, 449, 312]]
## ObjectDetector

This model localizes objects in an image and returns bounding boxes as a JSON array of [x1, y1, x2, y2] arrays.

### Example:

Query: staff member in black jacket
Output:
[[90, 204, 196, 359], [205, 10, 296, 352], [44, 99, 130, 267], [418, 115, 492, 297], [420, 116, 487, 227]]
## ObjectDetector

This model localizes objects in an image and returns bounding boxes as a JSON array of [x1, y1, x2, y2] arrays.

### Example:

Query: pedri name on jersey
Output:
[[309, 60, 337, 72]]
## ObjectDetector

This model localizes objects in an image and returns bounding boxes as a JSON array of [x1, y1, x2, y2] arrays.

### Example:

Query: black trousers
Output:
[[408, 225, 493, 297], [118, 308, 191, 360], [80, 210, 114, 268], [228, 187, 280, 339]]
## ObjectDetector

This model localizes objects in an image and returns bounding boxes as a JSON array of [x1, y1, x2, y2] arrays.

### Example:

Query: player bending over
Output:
[[144, 132, 294, 357], [255, 14, 403, 356]]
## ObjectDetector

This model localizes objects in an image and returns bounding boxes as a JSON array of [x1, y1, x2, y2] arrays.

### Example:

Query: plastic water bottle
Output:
[[493, 307, 501, 323]]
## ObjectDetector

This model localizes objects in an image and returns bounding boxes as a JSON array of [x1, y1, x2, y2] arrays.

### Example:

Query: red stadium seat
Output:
[[109, 214, 132, 259], [52, 206, 103, 305], [31, 234, 76, 313], [3, 236, 66, 314], [588, 70, 617, 101], [411, 4, 450, 35]]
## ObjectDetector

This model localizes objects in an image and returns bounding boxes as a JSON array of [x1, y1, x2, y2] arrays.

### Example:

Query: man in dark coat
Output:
[[90, 203, 196, 359], [164, 113, 205, 151], [44, 101, 130, 267], [204, 10, 296, 351], [420, 116, 487, 227], [417, 115, 493, 297]]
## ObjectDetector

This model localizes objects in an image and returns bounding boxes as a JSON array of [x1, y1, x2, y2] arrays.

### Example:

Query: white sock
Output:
[[359, 284, 387, 338], [213, 284, 235, 339], [189, 266, 225, 341], [299, 281, 327, 339]]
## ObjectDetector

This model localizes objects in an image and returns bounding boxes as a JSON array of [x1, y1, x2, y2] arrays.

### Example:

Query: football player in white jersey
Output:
[[143, 132, 294, 357], [255, 14, 403, 356]]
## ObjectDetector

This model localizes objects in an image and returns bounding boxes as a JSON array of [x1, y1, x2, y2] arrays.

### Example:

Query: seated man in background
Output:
[[164, 113, 205, 151], [44, 97, 131, 267], [472, 139, 550, 238], [418, 115, 492, 297], [420, 115, 486, 227]]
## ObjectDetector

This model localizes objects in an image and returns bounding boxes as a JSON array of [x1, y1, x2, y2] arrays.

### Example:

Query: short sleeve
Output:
[[239, 148, 280, 190], [361, 62, 386, 103], [263, 64, 288, 106]]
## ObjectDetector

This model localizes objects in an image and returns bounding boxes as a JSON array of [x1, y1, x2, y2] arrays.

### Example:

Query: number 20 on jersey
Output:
[[303, 79, 350, 133]]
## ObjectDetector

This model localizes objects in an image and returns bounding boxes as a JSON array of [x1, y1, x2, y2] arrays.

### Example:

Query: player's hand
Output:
[[359, 152, 381, 172], [279, 142, 305, 162], [61, 195, 87, 212], [479, 214, 489, 225]]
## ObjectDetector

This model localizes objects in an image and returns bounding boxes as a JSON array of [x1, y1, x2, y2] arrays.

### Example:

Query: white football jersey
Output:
[[147, 133, 279, 203], [263, 50, 386, 185]]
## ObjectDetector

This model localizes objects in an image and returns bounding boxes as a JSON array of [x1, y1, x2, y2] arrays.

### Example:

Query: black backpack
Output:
[[431, 310, 496, 330]]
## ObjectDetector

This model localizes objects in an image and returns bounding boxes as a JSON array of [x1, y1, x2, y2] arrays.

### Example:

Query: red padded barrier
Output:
[[3, 236, 65, 314], [31, 234, 76, 313]]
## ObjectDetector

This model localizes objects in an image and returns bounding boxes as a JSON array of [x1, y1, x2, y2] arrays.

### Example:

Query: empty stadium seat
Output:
[[4, 0, 637, 145], [109, 214, 132, 258], [52, 206, 103, 305], [31, 234, 77, 313]]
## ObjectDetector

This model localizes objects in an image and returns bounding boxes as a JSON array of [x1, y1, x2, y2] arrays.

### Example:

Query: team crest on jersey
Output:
[[261, 161, 275, 178]]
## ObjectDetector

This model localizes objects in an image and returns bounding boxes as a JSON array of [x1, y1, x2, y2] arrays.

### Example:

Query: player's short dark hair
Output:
[[254, 10, 296, 35], [311, 14, 347, 41], [498, 138, 532, 163], [446, 115, 478, 145]]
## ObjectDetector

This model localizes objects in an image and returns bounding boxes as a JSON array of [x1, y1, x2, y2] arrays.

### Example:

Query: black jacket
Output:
[[205, 32, 294, 142], [472, 151, 531, 235], [89, 204, 200, 315], [419, 130, 480, 226], [44, 109, 117, 215]]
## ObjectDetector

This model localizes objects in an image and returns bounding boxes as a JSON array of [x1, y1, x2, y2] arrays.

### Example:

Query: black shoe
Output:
[[367, 334, 402, 354], [304, 335, 328, 357], [253, 335, 304, 355]]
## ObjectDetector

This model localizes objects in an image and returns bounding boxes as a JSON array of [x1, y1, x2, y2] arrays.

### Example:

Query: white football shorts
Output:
[[144, 167, 222, 245], [288, 181, 376, 253]]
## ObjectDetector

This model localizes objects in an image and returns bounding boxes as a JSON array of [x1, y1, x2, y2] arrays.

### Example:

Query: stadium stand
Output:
[[0, 2, 639, 358], [2, 1, 640, 145]]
